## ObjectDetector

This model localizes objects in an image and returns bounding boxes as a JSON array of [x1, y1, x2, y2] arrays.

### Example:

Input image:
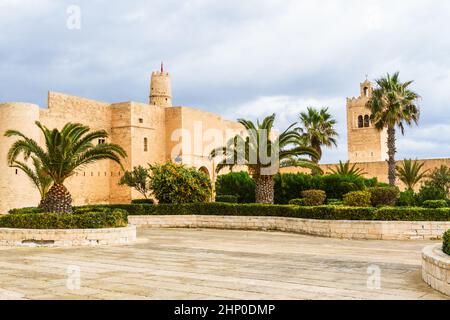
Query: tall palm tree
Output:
[[5, 122, 127, 213], [330, 160, 366, 178], [297, 107, 338, 164], [366, 72, 420, 186], [396, 159, 428, 191], [10, 156, 53, 206], [210, 114, 319, 204]]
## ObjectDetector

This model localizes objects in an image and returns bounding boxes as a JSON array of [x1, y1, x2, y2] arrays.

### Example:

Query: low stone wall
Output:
[[129, 215, 450, 240], [0, 226, 136, 247], [422, 244, 450, 296]]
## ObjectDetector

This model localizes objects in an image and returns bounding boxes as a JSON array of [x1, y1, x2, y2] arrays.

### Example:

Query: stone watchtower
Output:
[[346, 79, 387, 163], [149, 62, 172, 107]]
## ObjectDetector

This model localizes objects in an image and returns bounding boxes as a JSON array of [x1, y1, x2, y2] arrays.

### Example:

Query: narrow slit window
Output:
[[144, 137, 148, 152]]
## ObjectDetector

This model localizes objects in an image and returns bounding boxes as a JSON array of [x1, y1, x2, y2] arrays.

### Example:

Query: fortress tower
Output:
[[346, 79, 387, 163], [149, 62, 172, 107]]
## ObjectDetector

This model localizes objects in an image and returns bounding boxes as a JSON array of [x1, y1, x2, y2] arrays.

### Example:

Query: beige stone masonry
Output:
[[128, 215, 450, 241], [422, 244, 450, 296], [0, 226, 136, 247]]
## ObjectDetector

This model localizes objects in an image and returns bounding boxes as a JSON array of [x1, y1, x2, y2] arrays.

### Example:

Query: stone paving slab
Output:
[[0, 228, 448, 300]]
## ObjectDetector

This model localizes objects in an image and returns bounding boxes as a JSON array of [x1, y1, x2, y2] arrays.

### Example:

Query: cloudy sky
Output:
[[1, 0, 449, 163]]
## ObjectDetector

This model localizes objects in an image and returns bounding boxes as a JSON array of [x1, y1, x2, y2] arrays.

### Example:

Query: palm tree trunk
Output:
[[387, 125, 396, 186], [255, 175, 274, 204], [41, 183, 73, 213]]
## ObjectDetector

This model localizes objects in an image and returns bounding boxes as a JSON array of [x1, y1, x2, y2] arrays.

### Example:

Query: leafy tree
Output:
[[329, 160, 366, 178], [210, 114, 319, 204], [10, 156, 53, 206], [119, 166, 151, 199], [416, 166, 450, 203], [366, 72, 420, 185], [5, 122, 127, 213], [297, 107, 338, 164], [396, 159, 428, 191], [148, 162, 212, 204]]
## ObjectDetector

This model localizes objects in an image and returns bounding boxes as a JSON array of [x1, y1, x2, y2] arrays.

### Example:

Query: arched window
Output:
[[363, 87, 369, 97], [358, 115, 363, 128], [364, 115, 370, 127], [144, 137, 148, 152]]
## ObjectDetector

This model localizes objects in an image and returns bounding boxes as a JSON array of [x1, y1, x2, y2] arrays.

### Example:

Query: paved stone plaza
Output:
[[0, 228, 447, 300]]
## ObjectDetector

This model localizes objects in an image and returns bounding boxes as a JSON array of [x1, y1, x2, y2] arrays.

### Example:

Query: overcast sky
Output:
[[1, 0, 449, 163]]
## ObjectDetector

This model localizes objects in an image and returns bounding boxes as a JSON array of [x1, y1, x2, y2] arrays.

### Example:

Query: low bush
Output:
[[0, 209, 128, 229], [343, 191, 371, 207], [417, 184, 448, 204], [131, 199, 154, 204], [443, 230, 450, 255], [368, 187, 400, 207], [288, 199, 305, 206], [422, 200, 448, 209], [397, 190, 417, 207], [327, 199, 343, 206], [73, 203, 450, 222], [215, 195, 239, 203], [301, 190, 326, 206]]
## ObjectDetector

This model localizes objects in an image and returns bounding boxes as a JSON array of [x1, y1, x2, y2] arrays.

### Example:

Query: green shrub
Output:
[[289, 198, 305, 206], [397, 190, 417, 207], [343, 191, 371, 207], [0, 209, 128, 229], [215, 195, 239, 203], [443, 230, 450, 255], [368, 187, 400, 207], [422, 200, 448, 209], [417, 184, 447, 204], [301, 190, 326, 206], [215, 172, 256, 203], [148, 162, 212, 204], [131, 199, 154, 204], [273, 173, 381, 204]]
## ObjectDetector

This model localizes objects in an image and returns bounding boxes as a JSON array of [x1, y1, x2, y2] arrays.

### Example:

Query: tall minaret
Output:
[[149, 62, 172, 107]]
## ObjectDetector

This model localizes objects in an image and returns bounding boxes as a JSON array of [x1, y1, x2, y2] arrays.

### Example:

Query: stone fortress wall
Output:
[[1, 72, 449, 213], [0, 67, 242, 214]]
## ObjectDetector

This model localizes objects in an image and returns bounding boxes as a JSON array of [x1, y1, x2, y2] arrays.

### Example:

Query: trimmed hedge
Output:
[[301, 190, 326, 206], [0, 209, 128, 229], [368, 187, 400, 207], [131, 199, 154, 205], [215, 195, 239, 203], [72, 203, 450, 221], [289, 199, 305, 206], [422, 200, 448, 209], [443, 230, 450, 255], [343, 191, 371, 207]]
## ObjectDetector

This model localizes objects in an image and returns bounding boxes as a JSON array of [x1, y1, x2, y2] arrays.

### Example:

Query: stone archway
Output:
[[198, 166, 210, 178]]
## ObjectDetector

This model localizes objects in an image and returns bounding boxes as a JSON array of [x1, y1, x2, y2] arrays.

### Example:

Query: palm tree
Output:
[[396, 159, 428, 191], [5, 122, 127, 213], [330, 160, 366, 178], [10, 156, 53, 206], [366, 72, 420, 186], [210, 114, 319, 204], [297, 107, 338, 164]]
